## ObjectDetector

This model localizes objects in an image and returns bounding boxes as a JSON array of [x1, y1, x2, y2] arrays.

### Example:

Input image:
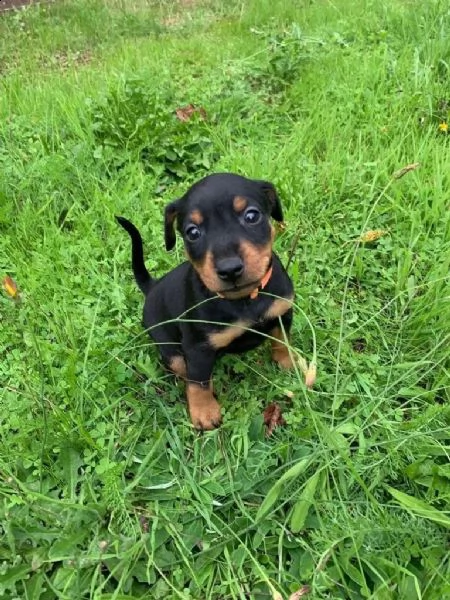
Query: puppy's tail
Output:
[[116, 216, 153, 295]]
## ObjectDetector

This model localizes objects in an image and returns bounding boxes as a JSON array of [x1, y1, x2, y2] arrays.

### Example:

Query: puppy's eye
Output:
[[243, 207, 261, 225], [185, 224, 202, 242]]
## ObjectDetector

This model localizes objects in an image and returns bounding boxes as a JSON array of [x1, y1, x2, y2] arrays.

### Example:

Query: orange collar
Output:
[[217, 265, 273, 300], [216, 265, 273, 300], [249, 265, 273, 299]]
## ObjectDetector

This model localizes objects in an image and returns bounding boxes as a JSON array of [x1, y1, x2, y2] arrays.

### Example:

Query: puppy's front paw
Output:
[[187, 384, 222, 430], [190, 399, 222, 430]]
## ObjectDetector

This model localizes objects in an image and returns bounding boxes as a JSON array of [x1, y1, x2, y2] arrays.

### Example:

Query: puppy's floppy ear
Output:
[[257, 180, 284, 222], [164, 200, 180, 250]]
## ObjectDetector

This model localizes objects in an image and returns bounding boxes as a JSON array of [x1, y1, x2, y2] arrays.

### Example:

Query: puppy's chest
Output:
[[207, 294, 293, 351]]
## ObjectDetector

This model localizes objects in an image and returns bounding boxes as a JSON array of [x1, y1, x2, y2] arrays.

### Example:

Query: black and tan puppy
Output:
[[117, 173, 295, 430]]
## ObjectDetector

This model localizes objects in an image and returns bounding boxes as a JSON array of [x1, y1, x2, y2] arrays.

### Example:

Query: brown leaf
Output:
[[263, 402, 286, 436], [275, 221, 287, 232], [288, 586, 311, 599], [175, 104, 207, 122], [2, 275, 20, 300], [392, 162, 420, 179], [139, 514, 149, 533]]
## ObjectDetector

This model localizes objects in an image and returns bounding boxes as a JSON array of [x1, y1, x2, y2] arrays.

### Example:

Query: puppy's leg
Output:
[[167, 355, 187, 378], [157, 340, 187, 378], [270, 310, 295, 370], [184, 349, 221, 430]]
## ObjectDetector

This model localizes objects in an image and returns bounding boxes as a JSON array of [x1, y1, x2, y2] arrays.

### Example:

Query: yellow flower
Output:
[[438, 122, 448, 133]]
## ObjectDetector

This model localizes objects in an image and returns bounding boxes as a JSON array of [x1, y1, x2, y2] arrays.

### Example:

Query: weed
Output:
[[89, 77, 217, 181], [249, 22, 325, 94]]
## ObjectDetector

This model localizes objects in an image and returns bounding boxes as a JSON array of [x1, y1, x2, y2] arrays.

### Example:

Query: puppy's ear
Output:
[[164, 200, 180, 250], [257, 180, 283, 222]]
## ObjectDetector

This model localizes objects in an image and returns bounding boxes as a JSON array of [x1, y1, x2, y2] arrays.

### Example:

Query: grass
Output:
[[0, 0, 449, 598]]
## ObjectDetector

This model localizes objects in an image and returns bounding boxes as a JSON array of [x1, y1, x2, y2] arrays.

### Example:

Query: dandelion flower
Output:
[[438, 122, 448, 133]]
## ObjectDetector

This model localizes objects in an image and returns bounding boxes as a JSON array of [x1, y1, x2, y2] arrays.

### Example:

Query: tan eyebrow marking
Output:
[[233, 196, 247, 213], [190, 210, 203, 225]]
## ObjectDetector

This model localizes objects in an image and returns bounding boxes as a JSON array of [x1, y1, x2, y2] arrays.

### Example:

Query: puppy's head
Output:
[[164, 173, 283, 299]]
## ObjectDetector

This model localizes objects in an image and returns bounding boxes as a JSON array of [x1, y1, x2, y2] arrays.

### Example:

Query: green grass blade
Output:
[[256, 457, 311, 521], [290, 470, 321, 533], [386, 486, 450, 529]]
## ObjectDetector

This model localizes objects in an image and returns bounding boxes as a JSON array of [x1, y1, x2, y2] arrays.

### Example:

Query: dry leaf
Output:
[[393, 162, 420, 179], [175, 104, 207, 122], [358, 229, 388, 243], [2, 275, 20, 300], [296, 354, 308, 375], [139, 514, 149, 533], [304, 362, 316, 390], [263, 402, 286, 436], [175, 104, 195, 122], [289, 586, 311, 599]]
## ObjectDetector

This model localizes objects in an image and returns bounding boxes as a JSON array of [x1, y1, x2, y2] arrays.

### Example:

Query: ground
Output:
[[0, 0, 45, 11], [0, 1, 449, 599]]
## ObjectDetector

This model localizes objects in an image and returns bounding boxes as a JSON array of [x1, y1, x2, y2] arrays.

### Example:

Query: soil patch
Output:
[[0, 0, 51, 12]]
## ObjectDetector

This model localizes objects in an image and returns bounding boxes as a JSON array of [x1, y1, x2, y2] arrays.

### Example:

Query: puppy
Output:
[[117, 173, 295, 429]]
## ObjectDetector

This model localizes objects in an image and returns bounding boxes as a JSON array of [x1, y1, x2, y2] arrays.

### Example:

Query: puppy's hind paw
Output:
[[273, 351, 297, 370]]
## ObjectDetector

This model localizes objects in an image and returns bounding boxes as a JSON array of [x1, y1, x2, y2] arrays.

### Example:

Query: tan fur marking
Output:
[[271, 326, 295, 369], [264, 295, 294, 320], [240, 240, 272, 285], [191, 250, 222, 292], [209, 319, 251, 349], [190, 210, 203, 225], [187, 383, 221, 430], [233, 195, 247, 213], [169, 355, 187, 378]]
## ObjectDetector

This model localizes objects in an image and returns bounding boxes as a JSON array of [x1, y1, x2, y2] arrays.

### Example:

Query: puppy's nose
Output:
[[216, 257, 244, 282]]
